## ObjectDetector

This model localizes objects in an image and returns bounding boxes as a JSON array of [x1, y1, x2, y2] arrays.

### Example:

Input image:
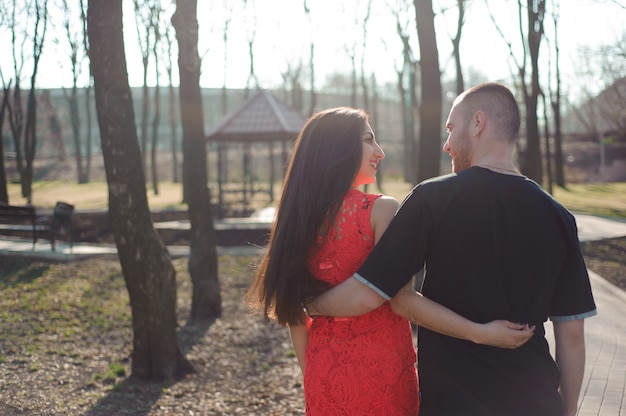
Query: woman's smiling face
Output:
[[353, 122, 384, 187]]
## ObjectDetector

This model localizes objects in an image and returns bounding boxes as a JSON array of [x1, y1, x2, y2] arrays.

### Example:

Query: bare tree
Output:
[[484, 0, 546, 184], [163, 20, 180, 183], [40, 90, 66, 160], [172, 0, 222, 320], [87, 0, 193, 380], [0, 4, 8, 202], [220, 0, 233, 116], [414, 0, 442, 183], [280, 61, 303, 111], [442, 0, 466, 95], [61, 0, 88, 183], [5, 0, 49, 203], [548, 1, 565, 187], [244, 0, 259, 95], [359, 0, 373, 111], [304, 0, 317, 117], [0, 80, 11, 203], [149, 3, 164, 196], [387, 0, 418, 183], [133, 0, 159, 178], [80, 0, 94, 182], [518, 0, 545, 184], [22, 0, 49, 202]]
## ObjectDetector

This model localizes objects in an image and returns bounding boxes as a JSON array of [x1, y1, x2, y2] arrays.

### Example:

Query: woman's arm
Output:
[[390, 284, 534, 348], [371, 195, 400, 243], [289, 324, 309, 374]]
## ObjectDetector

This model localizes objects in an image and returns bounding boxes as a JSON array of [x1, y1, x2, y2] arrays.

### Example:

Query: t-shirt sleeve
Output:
[[549, 217, 597, 321], [355, 187, 432, 299]]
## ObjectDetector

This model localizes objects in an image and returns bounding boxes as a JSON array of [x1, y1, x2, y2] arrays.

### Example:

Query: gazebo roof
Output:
[[206, 89, 306, 142]]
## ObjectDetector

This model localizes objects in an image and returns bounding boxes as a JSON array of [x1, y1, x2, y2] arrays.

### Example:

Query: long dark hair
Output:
[[247, 107, 368, 326]]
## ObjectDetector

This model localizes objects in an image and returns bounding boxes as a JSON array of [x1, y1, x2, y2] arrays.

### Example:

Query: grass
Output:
[[552, 182, 626, 219], [7, 180, 626, 219], [7, 181, 187, 211]]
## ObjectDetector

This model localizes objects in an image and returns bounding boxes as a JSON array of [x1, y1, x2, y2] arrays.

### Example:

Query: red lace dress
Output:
[[304, 189, 419, 415]]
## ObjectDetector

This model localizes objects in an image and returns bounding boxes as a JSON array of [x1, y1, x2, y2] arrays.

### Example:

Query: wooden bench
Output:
[[0, 202, 74, 251]]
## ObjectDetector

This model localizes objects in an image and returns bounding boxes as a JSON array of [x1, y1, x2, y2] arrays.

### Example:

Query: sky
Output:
[[1, 0, 625, 101]]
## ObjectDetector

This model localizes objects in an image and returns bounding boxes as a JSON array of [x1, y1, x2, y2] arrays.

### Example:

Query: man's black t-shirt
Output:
[[355, 167, 597, 416]]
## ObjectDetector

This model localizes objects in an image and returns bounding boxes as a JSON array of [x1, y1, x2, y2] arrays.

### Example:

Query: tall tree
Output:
[[518, 0, 545, 184], [485, 0, 545, 184], [549, 1, 565, 187], [80, 0, 94, 183], [359, 0, 373, 111], [22, 0, 48, 202], [133, 0, 160, 180], [450, 0, 466, 95], [61, 0, 88, 183], [6, 2, 26, 204], [163, 23, 180, 183], [243, 0, 259, 95], [414, 0, 442, 183], [149, 4, 163, 196], [87, 0, 193, 380], [304, 0, 317, 117], [0, 80, 10, 203], [172, 0, 222, 320], [5, 0, 48, 203], [388, 0, 418, 183]]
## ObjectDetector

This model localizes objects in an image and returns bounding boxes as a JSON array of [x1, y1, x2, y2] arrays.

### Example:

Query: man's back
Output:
[[414, 167, 595, 415]]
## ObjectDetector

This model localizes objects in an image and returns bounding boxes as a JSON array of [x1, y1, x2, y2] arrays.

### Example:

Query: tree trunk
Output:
[[0, 85, 10, 203], [519, 0, 544, 184], [23, 85, 38, 202], [166, 31, 180, 184], [414, 0, 442, 183], [151, 29, 160, 196], [85, 83, 93, 182], [8, 82, 25, 198], [22, 0, 48, 203], [168, 75, 179, 183], [541, 92, 553, 194], [551, 10, 565, 187], [69, 85, 87, 183], [87, 0, 192, 381], [452, 0, 465, 95], [172, 0, 222, 320]]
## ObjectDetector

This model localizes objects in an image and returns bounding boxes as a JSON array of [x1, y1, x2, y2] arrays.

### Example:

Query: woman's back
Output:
[[304, 189, 419, 415]]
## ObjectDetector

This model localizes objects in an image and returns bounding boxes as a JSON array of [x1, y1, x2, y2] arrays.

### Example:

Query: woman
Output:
[[247, 107, 525, 415]]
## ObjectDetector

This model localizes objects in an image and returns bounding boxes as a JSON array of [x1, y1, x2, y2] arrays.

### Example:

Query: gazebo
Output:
[[206, 89, 306, 218]]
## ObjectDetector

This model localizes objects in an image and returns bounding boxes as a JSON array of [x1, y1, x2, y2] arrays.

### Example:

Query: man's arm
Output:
[[307, 278, 534, 348], [553, 319, 585, 416]]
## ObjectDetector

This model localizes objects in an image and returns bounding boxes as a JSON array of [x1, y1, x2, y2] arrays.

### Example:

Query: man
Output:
[[307, 82, 596, 416]]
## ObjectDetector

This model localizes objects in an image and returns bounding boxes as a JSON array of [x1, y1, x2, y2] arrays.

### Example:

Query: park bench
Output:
[[0, 201, 74, 251]]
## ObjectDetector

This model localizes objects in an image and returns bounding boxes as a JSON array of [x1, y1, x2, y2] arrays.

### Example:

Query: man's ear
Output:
[[472, 111, 486, 135]]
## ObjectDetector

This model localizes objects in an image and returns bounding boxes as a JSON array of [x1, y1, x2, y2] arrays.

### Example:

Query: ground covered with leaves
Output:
[[0, 237, 623, 415], [0, 255, 304, 415]]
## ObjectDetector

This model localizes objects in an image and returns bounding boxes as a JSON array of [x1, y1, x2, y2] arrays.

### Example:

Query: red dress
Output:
[[304, 189, 419, 415]]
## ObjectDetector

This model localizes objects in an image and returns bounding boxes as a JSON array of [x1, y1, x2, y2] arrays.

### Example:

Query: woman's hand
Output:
[[473, 320, 535, 349]]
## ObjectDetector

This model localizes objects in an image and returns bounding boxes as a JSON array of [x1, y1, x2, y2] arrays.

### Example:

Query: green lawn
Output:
[[7, 180, 626, 220]]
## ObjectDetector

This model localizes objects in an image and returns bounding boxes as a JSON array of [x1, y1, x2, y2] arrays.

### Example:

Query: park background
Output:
[[1, 0, 625, 414]]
